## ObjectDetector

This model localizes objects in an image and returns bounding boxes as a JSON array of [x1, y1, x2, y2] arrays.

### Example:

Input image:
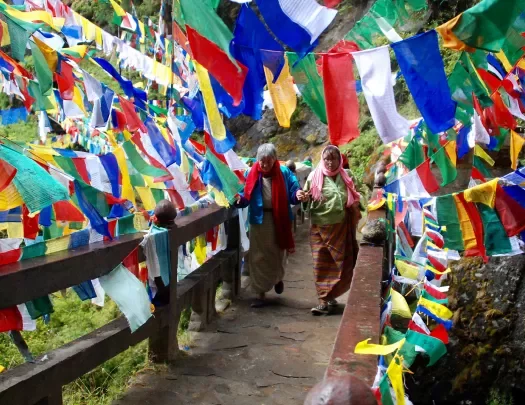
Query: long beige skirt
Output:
[[249, 212, 286, 294]]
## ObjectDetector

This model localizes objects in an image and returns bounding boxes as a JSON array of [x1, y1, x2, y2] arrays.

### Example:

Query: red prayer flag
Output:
[[118, 96, 147, 133], [408, 320, 428, 335], [186, 25, 248, 107], [71, 158, 91, 184], [53, 200, 85, 222], [322, 53, 359, 146], [491, 91, 517, 130], [471, 167, 486, 182], [495, 184, 525, 237], [123, 247, 140, 279], [0, 159, 16, 192], [430, 324, 449, 344], [424, 282, 448, 300], [173, 22, 191, 56], [324, 0, 343, 8], [427, 254, 447, 273], [131, 133, 167, 170], [166, 188, 185, 210], [56, 61, 75, 100], [204, 132, 228, 165], [113, 109, 127, 132], [0, 248, 22, 265], [457, 193, 487, 261], [416, 160, 440, 194], [22, 205, 39, 240], [476, 68, 502, 93], [0, 306, 23, 333]]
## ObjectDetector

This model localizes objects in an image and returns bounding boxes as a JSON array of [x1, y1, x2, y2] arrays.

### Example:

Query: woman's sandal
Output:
[[311, 304, 331, 315]]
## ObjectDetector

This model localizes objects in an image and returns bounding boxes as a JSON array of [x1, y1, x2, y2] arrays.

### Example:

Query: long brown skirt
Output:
[[310, 212, 358, 301]]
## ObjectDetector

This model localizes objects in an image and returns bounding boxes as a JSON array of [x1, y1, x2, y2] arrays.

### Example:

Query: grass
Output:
[[0, 290, 193, 405], [487, 389, 514, 405]]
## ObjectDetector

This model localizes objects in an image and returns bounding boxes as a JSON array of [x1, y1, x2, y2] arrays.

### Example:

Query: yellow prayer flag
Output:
[[209, 187, 230, 208], [0, 182, 23, 210], [391, 289, 412, 318], [95, 27, 103, 48], [395, 259, 420, 280], [33, 36, 58, 71], [387, 356, 406, 405], [510, 130, 525, 170], [135, 186, 156, 210], [114, 146, 136, 206], [263, 56, 297, 128], [355, 338, 406, 355], [463, 178, 498, 208], [72, 86, 87, 115], [194, 62, 226, 141], [496, 50, 513, 73], [474, 145, 495, 166], [110, 0, 127, 17], [0, 364, 5, 373], [453, 194, 477, 251], [7, 222, 23, 238], [425, 264, 451, 276], [81, 17, 97, 41], [46, 235, 71, 255], [436, 14, 476, 52], [419, 297, 453, 320], [367, 197, 386, 211], [195, 235, 207, 265], [1, 20, 9, 46], [133, 212, 149, 231], [445, 141, 457, 167]]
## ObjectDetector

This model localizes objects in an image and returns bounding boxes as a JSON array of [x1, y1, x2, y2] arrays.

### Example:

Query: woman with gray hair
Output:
[[236, 144, 301, 307]]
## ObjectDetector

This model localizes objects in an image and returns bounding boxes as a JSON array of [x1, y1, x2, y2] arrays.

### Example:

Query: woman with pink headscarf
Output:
[[297, 145, 361, 315]]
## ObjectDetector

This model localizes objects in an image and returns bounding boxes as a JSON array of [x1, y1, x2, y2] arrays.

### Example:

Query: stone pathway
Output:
[[114, 224, 347, 405]]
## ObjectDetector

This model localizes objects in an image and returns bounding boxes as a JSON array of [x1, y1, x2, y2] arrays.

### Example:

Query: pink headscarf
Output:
[[310, 146, 360, 207]]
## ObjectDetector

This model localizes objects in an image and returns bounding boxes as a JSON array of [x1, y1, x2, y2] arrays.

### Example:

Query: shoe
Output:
[[311, 304, 331, 315], [328, 300, 338, 307], [274, 281, 284, 295]]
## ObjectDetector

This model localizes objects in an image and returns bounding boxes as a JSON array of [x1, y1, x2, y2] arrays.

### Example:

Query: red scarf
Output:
[[244, 161, 295, 253]]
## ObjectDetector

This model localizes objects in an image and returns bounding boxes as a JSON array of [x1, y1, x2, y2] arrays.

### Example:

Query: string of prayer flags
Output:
[[352, 46, 410, 144], [99, 263, 152, 333], [255, 0, 337, 55], [391, 30, 456, 134], [322, 52, 359, 146], [263, 56, 297, 128]]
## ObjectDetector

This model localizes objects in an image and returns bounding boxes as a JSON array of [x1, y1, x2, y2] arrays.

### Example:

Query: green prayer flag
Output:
[[398, 137, 425, 170], [53, 156, 87, 182], [129, 171, 146, 187], [43, 223, 63, 240], [28, 80, 55, 111], [431, 147, 457, 186], [206, 149, 243, 204], [29, 41, 53, 96], [0, 145, 69, 213], [436, 195, 464, 250], [122, 141, 168, 177], [25, 296, 54, 320], [405, 330, 447, 366], [384, 325, 405, 344], [473, 155, 492, 178], [452, 0, 525, 52], [287, 52, 328, 124], [421, 290, 448, 305], [72, 181, 110, 217], [179, 0, 233, 58], [117, 214, 137, 235], [21, 242, 47, 260], [397, 340, 418, 368], [460, 53, 493, 108], [6, 18, 30, 61], [151, 189, 165, 204], [477, 204, 513, 255], [378, 374, 395, 405]]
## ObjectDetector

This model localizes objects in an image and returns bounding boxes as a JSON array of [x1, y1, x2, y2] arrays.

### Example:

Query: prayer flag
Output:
[[431, 145, 457, 186], [405, 330, 447, 366], [263, 56, 297, 128], [452, 0, 525, 52], [118, 96, 147, 133], [322, 52, 359, 145], [0, 160, 16, 192], [186, 26, 247, 107], [398, 137, 425, 171], [0, 307, 23, 333], [477, 204, 513, 255], [495, 184, 525, 236], [436, 195, 464, 250], [391, 31, 456, 134], [510, 130, 525, 170], [352, 46, 409, 144], [99, 263, 152, 332], [255, 0, 337, 55]]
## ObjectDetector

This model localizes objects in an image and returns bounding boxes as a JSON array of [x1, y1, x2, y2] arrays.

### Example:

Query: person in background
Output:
[[286, 160, 296, 174], [297, 145, 361, 315], [236, 144, 301, 308]]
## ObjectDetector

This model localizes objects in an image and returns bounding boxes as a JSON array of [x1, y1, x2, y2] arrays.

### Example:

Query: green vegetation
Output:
[[488, 389, 514, 405]]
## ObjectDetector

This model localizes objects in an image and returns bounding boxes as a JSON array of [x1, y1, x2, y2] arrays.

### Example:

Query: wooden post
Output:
[[222, 213, 241, 299]]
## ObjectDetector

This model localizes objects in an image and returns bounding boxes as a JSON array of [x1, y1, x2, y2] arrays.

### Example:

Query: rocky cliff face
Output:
[[407, 254, 525, 404]]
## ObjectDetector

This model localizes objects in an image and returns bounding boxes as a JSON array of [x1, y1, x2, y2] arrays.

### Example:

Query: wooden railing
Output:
[[0, 205, 243, 405]]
